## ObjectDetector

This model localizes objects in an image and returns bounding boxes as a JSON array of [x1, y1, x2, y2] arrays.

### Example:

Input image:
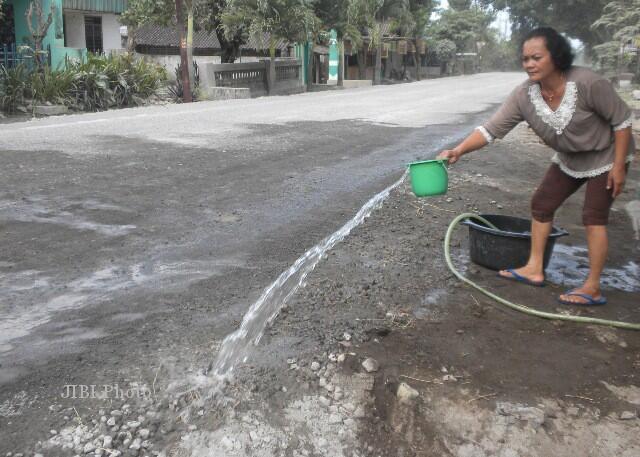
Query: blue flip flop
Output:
[[497, 268, 545, 287], [558, 290, 607, 306]]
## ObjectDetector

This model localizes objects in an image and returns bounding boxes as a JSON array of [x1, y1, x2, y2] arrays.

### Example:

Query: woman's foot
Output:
[[498, 266, 545, 286], [559, 284, 606, 306]]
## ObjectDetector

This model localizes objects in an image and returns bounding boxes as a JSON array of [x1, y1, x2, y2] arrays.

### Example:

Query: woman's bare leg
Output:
[[499, 219, 551, 283], [559, 225, 606, 303]]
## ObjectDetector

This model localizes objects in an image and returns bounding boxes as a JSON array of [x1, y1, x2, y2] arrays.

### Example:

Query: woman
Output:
[[438, 27, 634, 306]]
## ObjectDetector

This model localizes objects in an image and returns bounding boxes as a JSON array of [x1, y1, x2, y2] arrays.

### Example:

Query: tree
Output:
[[591, 0, 640, 78], [174, 0, 191, 101], [394, 0, 435, 80], [486, 0, 608, 50], [196, 0, 246, 63], [222, 0, 318, 58], [25, 0, 54, 67], [448, 0, 472, 8], [429, 3, 493, 52], [120, 0, 174, 52], [346, 0, 409, 84], [314, 0, 367, 85], [427, 1, 494, 74], [121, 0, 192, 102], [433, 38, 455, 73]]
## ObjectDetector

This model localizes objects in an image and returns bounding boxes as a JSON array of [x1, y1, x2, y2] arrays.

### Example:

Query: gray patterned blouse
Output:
[[478, 66, 634, 178]]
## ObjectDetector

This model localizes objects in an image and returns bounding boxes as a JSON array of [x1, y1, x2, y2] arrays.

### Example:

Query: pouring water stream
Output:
[[210, 171, 408, 378]]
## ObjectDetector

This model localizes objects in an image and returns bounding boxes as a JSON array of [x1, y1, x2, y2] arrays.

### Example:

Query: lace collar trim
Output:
[[528, 81, 578, 135]]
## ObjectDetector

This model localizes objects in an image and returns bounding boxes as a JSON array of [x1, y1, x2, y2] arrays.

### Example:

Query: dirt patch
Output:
[[269, 123, 640, 456], [5, 123, 639, 457]]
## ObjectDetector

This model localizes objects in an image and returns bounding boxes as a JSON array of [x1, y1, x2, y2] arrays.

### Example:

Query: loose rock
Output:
[[397, 383, 420, 405], [619, 411, 637, 420], [362, 358, 379, 373]]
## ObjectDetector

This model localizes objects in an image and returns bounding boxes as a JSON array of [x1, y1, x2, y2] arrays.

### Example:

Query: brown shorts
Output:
[[531, 163, 620, 226]]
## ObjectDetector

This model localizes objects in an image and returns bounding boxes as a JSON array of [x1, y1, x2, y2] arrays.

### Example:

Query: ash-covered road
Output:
[[0, 73, 523, 453]]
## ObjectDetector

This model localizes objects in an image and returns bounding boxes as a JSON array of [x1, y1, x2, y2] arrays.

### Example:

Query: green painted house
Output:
[[2, 0, 127, 68]]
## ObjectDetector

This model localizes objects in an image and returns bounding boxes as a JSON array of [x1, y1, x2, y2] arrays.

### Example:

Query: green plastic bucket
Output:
[[408, 159, 448, 197]]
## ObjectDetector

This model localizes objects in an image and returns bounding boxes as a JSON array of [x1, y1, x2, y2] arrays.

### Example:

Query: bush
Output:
[[65, 53, 168, 111], [0, 53, 168, 114], [168, 60, 199, 102], [0, 64, 31, 113], [30, 66, 75, 105], [434, 39, 457, 62]]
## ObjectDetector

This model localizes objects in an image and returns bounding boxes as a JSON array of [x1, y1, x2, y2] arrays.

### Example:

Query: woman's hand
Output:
[[606, 164, 626, 198], [437, 148, 464, 165]]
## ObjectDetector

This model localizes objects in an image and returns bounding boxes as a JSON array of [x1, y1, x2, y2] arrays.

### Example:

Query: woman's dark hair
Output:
[[521, 27, 574, 71]]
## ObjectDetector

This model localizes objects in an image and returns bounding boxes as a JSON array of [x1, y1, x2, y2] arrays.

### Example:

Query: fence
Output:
[[1, 43, 23, 68], [0, 43, 51, 69], [203, 58, 304, 98], [210, 61, 268, 96]]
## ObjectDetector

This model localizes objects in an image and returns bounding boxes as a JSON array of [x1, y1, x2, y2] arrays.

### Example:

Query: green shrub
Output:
[[0, 64, 31, 113], [29, 66, 75, 105], [168, 61, 199, 102], [65, 53, 167, 110], [0, 53, 167, 114]]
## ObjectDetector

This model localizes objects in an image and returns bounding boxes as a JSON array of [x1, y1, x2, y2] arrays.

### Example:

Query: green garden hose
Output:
[[445, 213, 640, 331]]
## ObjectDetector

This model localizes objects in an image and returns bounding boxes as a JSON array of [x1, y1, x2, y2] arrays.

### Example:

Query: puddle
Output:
[[547, 244, 640, 292], [415, 288, 449, 320]]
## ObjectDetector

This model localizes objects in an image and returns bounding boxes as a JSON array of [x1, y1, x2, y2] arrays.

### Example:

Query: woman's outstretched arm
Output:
[[437, 129, 489, 164]]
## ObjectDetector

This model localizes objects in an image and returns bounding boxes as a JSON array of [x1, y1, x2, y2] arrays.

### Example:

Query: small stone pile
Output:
[[44, 402, 164, 457]]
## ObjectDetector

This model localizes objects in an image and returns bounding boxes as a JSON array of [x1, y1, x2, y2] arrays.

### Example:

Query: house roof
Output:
[[135, 25, 290, 51], [63, 0, 128, 14]]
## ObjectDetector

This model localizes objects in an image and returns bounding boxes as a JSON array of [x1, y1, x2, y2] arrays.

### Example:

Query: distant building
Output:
[[2, 0, 127, 67]]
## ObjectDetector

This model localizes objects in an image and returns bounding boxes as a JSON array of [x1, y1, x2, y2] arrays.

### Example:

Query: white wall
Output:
[[102, 14, 123, 52], [63, 10, 124, 52], [64, 11, 85, 49], [140, 55, 222, 80]]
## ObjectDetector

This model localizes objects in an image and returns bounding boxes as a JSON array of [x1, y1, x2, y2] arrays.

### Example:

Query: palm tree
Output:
[[222, 0, 318, 58], [350, 0, 408, 84], [394, 0, 434, 80]]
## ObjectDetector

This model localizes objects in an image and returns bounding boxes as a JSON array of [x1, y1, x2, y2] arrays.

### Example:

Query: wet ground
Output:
[[1, 75, 639, 456], [230, 124, 639, 457]]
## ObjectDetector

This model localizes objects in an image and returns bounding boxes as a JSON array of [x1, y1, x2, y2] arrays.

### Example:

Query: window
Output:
[[84, 16, 103, 54]]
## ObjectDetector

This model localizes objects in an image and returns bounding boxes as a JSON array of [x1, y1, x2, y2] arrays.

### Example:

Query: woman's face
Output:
[[521, 37, 557, 82]]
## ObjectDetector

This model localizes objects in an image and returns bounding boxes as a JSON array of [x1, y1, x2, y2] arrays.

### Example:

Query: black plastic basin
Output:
[[462, 214, 569, 271]]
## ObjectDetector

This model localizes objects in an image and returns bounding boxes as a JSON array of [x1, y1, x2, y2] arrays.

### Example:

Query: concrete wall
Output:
[[202, 59, 305, 98], [342, 80, 372, 88], [10, 0, 124, 67], [64, 11, 85, 48], [11, 0, 85, 68], [11, 0, 63, 60], [101, 13, 122, 51], [137, 54, 264, 78], [140, 55, 222, 80]]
